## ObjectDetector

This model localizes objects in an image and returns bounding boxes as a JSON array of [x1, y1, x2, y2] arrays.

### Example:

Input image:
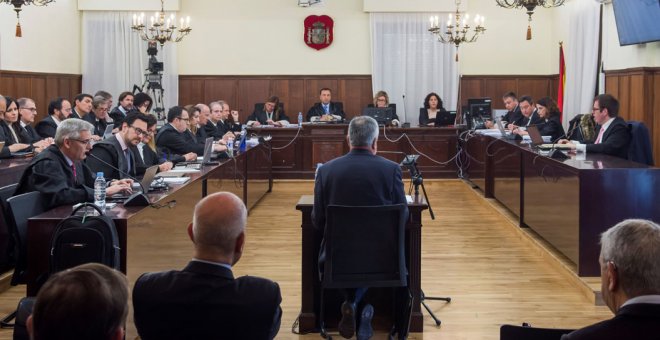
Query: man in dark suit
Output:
[[195, 103, 211, 144], [17, 97, 44, 143], [86, 112, 150, 181], [486, 92, 524, 129], [306, 88, 346, 122], [133, 192, 282, 340], [313, 116, 408, 340], [559, 94, 632, 159], [71, 93, 93, 119], [157, 106, 226, 160], [562, 219, 660, 340], [14, 119, 133, 209], [108, 91, 134, 125], [35, 97, 73, 139], [204, 101, 240, 140]]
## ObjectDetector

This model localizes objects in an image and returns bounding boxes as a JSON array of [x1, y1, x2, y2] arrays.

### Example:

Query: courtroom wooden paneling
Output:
[[459, 74, 559, 111], [0, 70, 82, 124], [605, 67, 660, 165], [178, 75, 373, 123]]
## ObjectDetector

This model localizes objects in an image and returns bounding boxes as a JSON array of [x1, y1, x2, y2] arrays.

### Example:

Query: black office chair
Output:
[[500, 323, 575, 340], [0, 191, 46, 328], [0, 184, 18, 272], [627, 121, 654, 166], [319, 204, 411, 339]]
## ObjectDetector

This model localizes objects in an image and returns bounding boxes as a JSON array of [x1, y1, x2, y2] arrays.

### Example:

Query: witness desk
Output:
[[250, 124, 460, 179], [464, 134, 659, 276], [25, 144, 272, 296], [296, 195, 429, 333]]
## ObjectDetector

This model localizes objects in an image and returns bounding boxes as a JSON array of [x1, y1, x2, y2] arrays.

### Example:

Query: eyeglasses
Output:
[[592, 107, 602, 112], [177, 117, 190, 122], [130, 126, 148, 136], [70, 138, 93, 146]]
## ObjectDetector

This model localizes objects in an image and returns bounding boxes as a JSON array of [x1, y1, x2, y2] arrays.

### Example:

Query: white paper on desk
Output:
[[166, 168, 201, 173], [405, 195, 413, 204], [162, 177, 191, 185], [476, 129, 503, 137]]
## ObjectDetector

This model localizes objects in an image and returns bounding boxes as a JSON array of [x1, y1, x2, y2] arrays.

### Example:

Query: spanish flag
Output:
[[557, 42, 566, 121]]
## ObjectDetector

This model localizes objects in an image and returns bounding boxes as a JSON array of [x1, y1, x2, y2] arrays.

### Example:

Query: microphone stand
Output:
[[86, 152, 150, 206], [400, 155, 450, 326]]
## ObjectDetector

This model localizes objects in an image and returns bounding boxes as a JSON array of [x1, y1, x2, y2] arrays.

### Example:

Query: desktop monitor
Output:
[[362, 107, 395, 126]]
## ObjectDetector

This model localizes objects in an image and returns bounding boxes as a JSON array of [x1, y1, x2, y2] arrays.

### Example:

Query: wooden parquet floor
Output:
[[0, 180, 611, 340]]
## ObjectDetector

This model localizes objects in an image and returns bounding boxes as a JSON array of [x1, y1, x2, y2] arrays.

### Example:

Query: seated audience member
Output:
[[510, 95, 542, 133], [83, 96, 114, 140], [0, 95, 12, 158], [35, 97, 72, 139], [370, 90, 400, 126], [559, 94, 631, 159], [313, 116, 409, 340], [157, 106, 226, 160], [131, 114, 174, 175], [14, 119, 132, 209], [194, 103, 210, 144], [513, 97, 565, 142], [205, 101, 240, 140], [27, 263, 129, 340], [247, 95, 290, 127], [223, 101, 243, 134], [133, 192, 282, 340], [134, 92, 153, 114], [17, 97, 45, 143], [86, 112, 150, 181], [94, 90, 114, 110], [71, 93, 93, 119], [184, 104, 203, 146], [306, 88, 346, 122], [562, 219, 660, 340], [109, 91, 134, 125], [419, 92, 448, 126], [1, 97, 33, 155], [485, 92, 525, 129]]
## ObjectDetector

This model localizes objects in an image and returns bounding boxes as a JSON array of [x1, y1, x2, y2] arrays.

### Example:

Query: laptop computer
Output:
[[434, 111, 456, 127], [496, 117, 517, 140], [175, 137, 217, 170], [528, 125, 572, 150], [111, 165, 160, 200], [103, 124, 114, 139], [362, 107, 395, 126]]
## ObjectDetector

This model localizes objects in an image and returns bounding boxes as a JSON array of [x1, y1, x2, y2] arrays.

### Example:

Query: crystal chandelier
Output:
[[2, 0, 56, 37], [428, 0, 486, 62], [495, 0, 565, 40], [130, 0, 192, 47]]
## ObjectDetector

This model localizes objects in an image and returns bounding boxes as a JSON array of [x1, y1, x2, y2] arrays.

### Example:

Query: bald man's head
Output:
[[190, 192, 247, 263]]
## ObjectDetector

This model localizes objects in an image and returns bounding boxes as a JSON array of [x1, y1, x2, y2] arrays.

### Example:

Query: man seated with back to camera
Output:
[[247, 95, 290, 127], [133, 192, 282, 340], [313, 116, 410, 340], [27, 263, 129, 340], [86, 112, 151, 181], [14, 119, 133, 210], [306, 88, 346, 122], [561, 219, 660, 340], [558, 94, 631, 160]]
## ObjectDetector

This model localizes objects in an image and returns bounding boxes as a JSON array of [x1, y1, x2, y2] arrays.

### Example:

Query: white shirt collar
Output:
[[52, 116, 61, 126], [599, 117, 615, 132], [116, 133, 129, 152], [191, 258, 232, 270], [622, 295, 660, 308]]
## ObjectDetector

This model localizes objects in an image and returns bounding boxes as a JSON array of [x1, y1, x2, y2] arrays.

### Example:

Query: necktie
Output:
[[595, 126, 605, 144], [323, 104, 329, 114], [124, 149, 131, 174], [71, 163, 77, 183]]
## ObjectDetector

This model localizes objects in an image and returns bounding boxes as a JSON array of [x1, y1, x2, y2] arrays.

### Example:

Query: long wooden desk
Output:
[[250, 125, 461, 179], [0, 157, 31, 188], [463, 134, 660, 276], [296, 195, 429, 333], [26, 144, 272, 296]]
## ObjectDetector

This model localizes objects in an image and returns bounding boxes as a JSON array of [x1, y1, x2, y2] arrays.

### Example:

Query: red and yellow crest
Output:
[[304, 15, 333, 50]]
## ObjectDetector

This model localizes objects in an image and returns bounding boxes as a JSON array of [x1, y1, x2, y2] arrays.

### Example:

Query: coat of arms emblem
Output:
[[304, 15, 333, 50]]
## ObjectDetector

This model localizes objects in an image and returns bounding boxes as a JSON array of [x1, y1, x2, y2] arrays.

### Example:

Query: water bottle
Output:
[[239, 126, 247, 152], [227, 137, 234, 157], [298, 112, 303, 127], [94, 172, 106, 211]]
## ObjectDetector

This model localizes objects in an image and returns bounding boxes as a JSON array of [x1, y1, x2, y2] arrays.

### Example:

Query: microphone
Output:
[[401, 94, 408, 126], [86, 151, 150, 207]]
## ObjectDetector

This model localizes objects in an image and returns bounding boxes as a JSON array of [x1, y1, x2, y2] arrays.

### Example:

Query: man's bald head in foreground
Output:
[[188, 192, 247, 265]]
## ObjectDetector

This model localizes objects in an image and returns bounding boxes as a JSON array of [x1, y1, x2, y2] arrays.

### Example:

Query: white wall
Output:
[[177, 0, 371, 75], [0, 0, 80, 74], [601, 3, 660, 70], [459, 0, 558, 75]]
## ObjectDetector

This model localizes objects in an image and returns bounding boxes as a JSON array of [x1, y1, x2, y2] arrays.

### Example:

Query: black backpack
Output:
[[49, 203, 120, 274]]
